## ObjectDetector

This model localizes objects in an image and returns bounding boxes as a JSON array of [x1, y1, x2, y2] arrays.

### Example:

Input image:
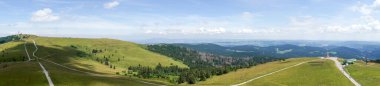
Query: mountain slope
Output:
[[244, 59, 353, 86], [195, 58, 316, 85], [195, 58, 353, 86], [28, 37, 187, 71], [346, 61, 380, 86], [0, 35, 188, 85]]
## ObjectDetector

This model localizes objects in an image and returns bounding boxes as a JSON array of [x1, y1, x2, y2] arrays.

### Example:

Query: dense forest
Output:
[[371, 59, 380, 64], [126, 44, 280, 84]]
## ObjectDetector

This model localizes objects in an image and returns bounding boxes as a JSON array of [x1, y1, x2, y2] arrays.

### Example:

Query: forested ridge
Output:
[[127, 44, 281, 84]]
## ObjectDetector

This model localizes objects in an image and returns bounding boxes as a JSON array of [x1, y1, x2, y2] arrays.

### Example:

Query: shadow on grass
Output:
[[0, 42, 28, 62], [21, 43, 111, 75], [0, 41, 167, 86]]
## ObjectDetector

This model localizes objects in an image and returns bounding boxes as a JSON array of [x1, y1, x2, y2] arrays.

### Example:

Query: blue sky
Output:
[[0, 0, 380, 42]]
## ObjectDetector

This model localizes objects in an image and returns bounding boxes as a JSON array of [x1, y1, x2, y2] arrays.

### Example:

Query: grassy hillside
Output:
[[346, 61, 380, 86], [244, 59, 354, 86], [0, 41, 28, 62], [0, 62, 47, 86], [0, 35, 188, 85], [195, 58, 354, 86], [195, 58, 317, 85], [40, 60, 154, 86], [0, 61, 156, 86], [24, 36, 187, 74]]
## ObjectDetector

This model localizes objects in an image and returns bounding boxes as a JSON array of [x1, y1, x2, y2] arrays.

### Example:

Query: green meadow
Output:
[[0, 36, 187, 85], [195, 58, 317, 85], [24, 37, 187, 74], [194, 58, 354, 86], [244, 59, 353, 86], [346, 61, 380, 86]]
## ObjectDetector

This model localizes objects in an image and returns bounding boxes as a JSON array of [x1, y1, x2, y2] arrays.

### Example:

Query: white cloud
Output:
[[104, 1, 120, 9], [236, 29, 253, 34], [352, 0, 380, 15], [373, 0, 380, 8], [199, 27, 226, 34], [144, 30, 168, 35], [31, 8, 60, 22], [289, 16, 315, 27], [349, 0, 380, 33], [363, 16, 380, 30], [319, 24, 374, 33], [241, 11, 254, 20], [352, 4, 372, 15], [144, 27, 227, 35]]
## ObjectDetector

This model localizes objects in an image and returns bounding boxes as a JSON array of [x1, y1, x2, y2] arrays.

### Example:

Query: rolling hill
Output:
[[0, 34, 376, 86], [243, 59, 353, 86], [195, 58, 354, 86], [0, 34, 188, 86], [346, 61, 380, 86]]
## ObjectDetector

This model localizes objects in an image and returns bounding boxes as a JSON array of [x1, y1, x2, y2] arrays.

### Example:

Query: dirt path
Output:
[[39, 58, 166, 86], [23, 42, 31, 61], [32, 40, 164, 86], [231, 59, 317, 86], [30, 40, 54, 86], [327, 57, 361, 86]]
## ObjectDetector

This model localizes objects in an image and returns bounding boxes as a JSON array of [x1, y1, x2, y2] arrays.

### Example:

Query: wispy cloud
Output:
[[104, 1, 120, 9], [352, 0, 380, 15], [30, 8, 60, 22], [241, 11, 254, 21]]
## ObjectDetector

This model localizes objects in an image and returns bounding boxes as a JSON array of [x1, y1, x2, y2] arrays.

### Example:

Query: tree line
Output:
[[126, 44, 280, 84], [371, 59, 380, 64]]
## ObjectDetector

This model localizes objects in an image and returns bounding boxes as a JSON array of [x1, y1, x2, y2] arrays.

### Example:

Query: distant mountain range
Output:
[[214, 40, 380, 51], [173, 43, 380, 59]]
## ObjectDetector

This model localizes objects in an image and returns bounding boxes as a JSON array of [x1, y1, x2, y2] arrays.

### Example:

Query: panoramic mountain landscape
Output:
[[1, 0, 380, 86]]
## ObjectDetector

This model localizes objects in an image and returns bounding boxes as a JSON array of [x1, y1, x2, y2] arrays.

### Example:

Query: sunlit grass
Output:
[[346, 61, 380, 86]]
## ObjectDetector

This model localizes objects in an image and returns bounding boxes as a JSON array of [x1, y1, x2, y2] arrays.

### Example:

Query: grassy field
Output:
[[0, 61, 162, 86], [346, 61, 380, 86], [195, 58, 354, 86], [22, 37, 187, 74], [195, 58, 317, 85], [0, 35, 188, 85], [0, 62, 47, 86], [0, 41, 28, 62], [41, 60, 153, 86], [244, 59, 354, 86]]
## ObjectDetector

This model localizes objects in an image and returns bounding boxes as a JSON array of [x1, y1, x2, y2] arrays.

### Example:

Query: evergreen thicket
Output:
[[127, 44, 279, 84]]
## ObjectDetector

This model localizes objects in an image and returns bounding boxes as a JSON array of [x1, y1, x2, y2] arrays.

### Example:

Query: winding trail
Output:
[[25, 40, 54, 86], [23, 42, 31, 61], [31, 40, 164, 86], [327, 57, 361, 86], [231, 59, 317, 86], [39, 58, 165, 86]]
